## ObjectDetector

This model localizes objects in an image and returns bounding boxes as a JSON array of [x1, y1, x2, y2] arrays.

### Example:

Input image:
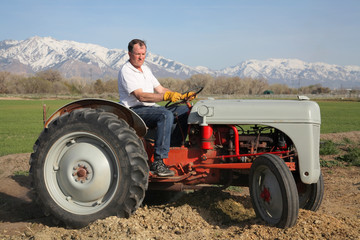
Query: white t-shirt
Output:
[[118, 61, 160, 108]]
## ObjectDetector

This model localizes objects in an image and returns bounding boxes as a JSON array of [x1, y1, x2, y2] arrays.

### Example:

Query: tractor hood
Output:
[[188, 98, 321, 126], [189, 98, 322, 184]]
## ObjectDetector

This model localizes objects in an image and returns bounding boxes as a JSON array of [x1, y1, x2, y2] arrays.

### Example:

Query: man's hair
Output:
[[128, 39, 147, 53]]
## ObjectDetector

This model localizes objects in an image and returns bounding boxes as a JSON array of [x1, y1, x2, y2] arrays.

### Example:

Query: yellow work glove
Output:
[[163, 91, 182, 102], [181, 92, 196, 101]]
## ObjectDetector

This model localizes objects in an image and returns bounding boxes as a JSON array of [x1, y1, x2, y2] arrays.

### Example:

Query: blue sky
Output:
[[1, 0, 359, 69]]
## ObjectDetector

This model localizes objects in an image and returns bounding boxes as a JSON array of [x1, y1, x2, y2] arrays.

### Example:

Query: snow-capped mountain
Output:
[[1, 36, 360, 88], [218, 59, 360, 88], [0, 36, 129, 79], [0, 36, 207, 80]]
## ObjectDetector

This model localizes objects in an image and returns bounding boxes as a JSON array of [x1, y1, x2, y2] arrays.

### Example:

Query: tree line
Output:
[[0, 70, 333, 96]]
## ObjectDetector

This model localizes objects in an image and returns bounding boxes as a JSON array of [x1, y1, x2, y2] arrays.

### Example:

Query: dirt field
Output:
[[0, 132, 359, 239]]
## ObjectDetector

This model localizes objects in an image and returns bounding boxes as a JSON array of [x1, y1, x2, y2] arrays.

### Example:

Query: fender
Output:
[[44, 98, 147, 137]]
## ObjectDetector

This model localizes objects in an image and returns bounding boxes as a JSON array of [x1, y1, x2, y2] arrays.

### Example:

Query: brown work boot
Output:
[[150, 160, 175, 177]]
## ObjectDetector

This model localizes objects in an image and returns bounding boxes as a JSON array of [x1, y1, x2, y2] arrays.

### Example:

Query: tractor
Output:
[[30, 89, 324, 228]]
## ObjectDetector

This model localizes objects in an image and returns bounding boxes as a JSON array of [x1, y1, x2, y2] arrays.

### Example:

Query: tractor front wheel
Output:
[[249, 154, 299, 228], [297, 172, 324, 211]]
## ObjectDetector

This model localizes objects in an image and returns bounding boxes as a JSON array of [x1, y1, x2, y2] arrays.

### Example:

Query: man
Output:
[[118, 39, 189, 177]]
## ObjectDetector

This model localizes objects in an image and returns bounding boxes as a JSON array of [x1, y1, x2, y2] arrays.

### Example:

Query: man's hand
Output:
[[181, 92, 196, 101], [163, 91, 182, 102]]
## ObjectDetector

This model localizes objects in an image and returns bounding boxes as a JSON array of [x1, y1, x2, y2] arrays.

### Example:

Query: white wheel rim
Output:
[[44, 132, 119, 215]]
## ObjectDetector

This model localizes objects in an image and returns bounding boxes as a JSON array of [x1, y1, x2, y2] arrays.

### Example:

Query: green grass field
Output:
[[318, 101, 360, 133], [0, 99, 359, 156], [0, 99, 72, 156]]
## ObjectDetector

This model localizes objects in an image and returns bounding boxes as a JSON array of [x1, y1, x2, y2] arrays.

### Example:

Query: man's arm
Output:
[[132, 85, 180, 103], [131, 85, 167, 103], [154, 85, 170, 94]]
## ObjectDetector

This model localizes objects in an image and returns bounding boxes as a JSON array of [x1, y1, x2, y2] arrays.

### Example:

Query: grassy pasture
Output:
[[0, 99, 359, 157], [318, 101, 360, 133], [0, 99, 71, 156]]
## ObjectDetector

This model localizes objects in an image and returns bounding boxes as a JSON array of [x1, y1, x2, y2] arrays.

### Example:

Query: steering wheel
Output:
[[165, 87, 203, 109]]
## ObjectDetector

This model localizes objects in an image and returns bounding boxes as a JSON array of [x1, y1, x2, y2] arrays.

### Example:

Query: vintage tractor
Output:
[[30, 90, 324, 229]]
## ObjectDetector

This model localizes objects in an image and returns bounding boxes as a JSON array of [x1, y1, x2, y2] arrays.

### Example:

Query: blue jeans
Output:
[[131, 105, 189, 159]]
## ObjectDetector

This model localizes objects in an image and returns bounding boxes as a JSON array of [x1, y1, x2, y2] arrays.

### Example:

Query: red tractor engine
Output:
[[144, 124, 296, 190]]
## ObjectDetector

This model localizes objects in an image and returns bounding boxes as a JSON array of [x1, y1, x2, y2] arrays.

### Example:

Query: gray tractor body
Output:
[[188, 98, 321, 184]]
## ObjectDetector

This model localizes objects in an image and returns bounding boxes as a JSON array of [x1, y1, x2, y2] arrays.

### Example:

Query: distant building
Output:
[[263, 90, 274, 95]]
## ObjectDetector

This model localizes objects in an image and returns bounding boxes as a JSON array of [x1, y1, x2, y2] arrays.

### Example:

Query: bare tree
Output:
[[104, 79, 118, 93], [36, 69, 63, 82], [0, 71, 11, 93], [183, 74, 214, 94], [93, 79, 105, 94], [66, 77, 88, 94], [159, 77, 183, 92]]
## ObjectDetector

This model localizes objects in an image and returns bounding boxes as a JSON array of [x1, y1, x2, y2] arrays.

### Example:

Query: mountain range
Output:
[[1, 36, 360, 88]]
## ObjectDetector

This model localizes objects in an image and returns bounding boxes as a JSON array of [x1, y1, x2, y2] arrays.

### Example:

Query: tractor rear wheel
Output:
[[249, 154, 299, 228], [30, 108, 149, 228]]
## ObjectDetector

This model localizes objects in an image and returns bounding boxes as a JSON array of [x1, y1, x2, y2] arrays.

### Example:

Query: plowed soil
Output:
[[0, 132, 359, 240]]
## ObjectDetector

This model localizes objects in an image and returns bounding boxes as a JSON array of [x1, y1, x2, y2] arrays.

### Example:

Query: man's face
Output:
[[129, 44, 146, 69]]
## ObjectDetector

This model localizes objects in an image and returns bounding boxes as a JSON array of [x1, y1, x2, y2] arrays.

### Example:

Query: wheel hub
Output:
[[260, 187, 271, 203], [56, 141, 113, 202], [72, 162, 93, 183]]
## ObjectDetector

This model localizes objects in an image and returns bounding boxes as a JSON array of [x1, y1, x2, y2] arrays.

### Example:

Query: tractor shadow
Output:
[[0, 174, 55, 226]]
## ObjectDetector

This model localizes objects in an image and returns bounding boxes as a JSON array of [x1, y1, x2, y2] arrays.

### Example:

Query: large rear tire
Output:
[[30, 108, 149, 228], [249, 154, 299, 228]]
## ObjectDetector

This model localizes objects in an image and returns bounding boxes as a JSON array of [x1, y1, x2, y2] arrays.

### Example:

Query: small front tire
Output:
[[297, 172, 324, 211], [249, 154, 299, 228]]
